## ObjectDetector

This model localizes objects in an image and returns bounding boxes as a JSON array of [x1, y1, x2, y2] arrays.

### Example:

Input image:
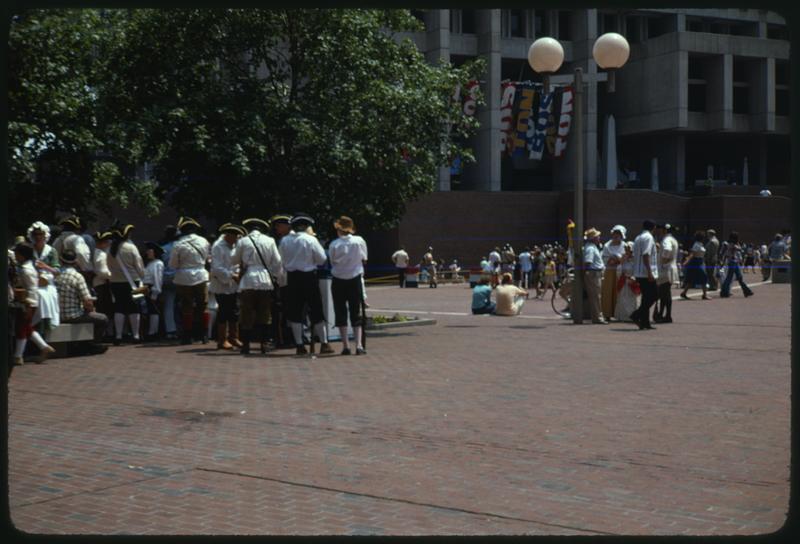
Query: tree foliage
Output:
[[9, 9, 484, 234]]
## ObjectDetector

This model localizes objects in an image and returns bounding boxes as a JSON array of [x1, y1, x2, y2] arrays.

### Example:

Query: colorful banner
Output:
[[499, 81, 517, 154], [553, 86, 574, 158], [509, 82, 537, 158], [527, 89, 554, 160]]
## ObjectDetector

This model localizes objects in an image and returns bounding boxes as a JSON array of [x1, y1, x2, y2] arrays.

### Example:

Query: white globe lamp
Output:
[[592, 32, 630, 92], [528, 37, 564, 74]]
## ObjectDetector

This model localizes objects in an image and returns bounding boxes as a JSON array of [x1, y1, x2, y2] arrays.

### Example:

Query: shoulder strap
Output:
[[115, 250, 138, 290], [248, 234, 271, 275], [184, 236, 206, 260]]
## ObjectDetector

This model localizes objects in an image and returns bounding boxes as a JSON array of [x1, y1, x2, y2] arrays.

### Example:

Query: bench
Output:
[[47, 322, 94, 358]]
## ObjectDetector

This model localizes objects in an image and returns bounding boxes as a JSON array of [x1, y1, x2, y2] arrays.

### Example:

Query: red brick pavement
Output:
[[8, 276, 790, 535]]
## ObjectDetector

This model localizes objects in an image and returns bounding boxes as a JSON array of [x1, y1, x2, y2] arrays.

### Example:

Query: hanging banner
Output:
[[527, 89, 554, 160], [553, 85, 574, 158], [510, 82, 537, 158], [452, 80, 480, 117], [499, 81, 516, 155]]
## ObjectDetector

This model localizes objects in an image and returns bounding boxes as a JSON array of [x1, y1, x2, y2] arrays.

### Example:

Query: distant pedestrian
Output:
[[583, 228, 607, 324], [629, 220, 659, 330], [614, 243, 639, 322], [680, 231, 710, 301], [704, 229, 720, 291], [422, 246, 437, 288], [720, 232, 754, 298], [392, 246, 409, 288], [488, 247, 501, 287], [518, 247, 532, 290], [600, 225, 626, 320]]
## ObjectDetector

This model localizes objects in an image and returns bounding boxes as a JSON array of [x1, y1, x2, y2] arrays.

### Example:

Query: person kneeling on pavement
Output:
[[55, 249, 109, 354], [494, 273, 528, 316]]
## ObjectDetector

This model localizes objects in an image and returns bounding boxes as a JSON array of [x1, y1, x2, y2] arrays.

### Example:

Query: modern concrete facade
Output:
[[401, 8, 790, 193]]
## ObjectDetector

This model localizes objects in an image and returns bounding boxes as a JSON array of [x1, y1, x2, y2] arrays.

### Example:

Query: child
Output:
[[539, 254, 557, 299], [142, 242, 164, 340]]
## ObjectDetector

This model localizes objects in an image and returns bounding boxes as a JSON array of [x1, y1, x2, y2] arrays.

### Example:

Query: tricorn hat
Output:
[[290, 212, 315, 226], [177, 216, 201, 231], [94, 230, 113, 241], [218, 222, 243, 235], [59, 215, 81, 230], [242, 218, 270, 232], [269, 214, 291, 225], [333, 215, 355, 234], [111, 220, 135, 238]]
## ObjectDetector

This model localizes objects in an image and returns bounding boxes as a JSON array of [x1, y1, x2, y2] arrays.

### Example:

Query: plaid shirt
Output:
[[56, 266, 91, 320]]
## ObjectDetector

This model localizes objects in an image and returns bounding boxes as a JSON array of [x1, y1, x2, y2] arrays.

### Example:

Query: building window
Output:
[[687, 18, 704, 32], [646, 15, 672, 39], [688, 56, 706, 80], [775, 60, 789, 85], [733, 86, 749, 114], [767, 24, 788, 40], [557, 11, 572, 41], [601, 12, 617, 34], [461, 9, 477, 34], [534, 10, 548, 37], [729, 22, 757, 37], [625, 15, 641, 43], [776, 59, 790, 117], [450, 9, 460, 33], [776, 89, 790, 116], [501, 9, 527, 38], [709, 21, 729, 35], [688, 84, 706, 112]]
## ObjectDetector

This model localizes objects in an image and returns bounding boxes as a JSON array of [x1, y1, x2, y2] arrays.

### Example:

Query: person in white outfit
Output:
[[328, 216, 368, 355], [169, 216, 211, 345], [27, 221, 61, 342], [233, 218, 284, 355], [142, 242, 165, 340], [210, 223, 244, 350], [107, 223, 145, 344], [279, 213, 333, 356]]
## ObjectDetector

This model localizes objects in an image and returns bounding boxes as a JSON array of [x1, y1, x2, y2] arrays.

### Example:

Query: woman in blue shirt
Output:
[[471, 277, 495, 315]]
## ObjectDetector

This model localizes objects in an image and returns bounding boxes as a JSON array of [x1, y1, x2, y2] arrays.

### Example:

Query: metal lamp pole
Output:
[[572, 67, 584, 324]]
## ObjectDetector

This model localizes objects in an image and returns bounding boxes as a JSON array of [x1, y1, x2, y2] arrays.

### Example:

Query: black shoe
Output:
[[341, 347, 352, 356], [662, 317, 673, 323], [260, 342, 268, 354], [113, 338, 122, 346], [87, 344, 108, 355], [355, 347, 367, 355], [296, 346, 308, 355], [744, 291, 754, 298], [719, 293, 730, 298], [201, 334, 208, 345], [644, 324, 656, 330], [653, 315, 663, 323], [180, 334, 192, 345]]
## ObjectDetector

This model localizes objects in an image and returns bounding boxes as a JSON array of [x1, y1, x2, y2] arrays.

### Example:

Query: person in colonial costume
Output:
[[143, 241, 165, 340], [653, 224, 679, 323], [92, 230, 115, 338], [234, 218, 284, 355], [328, 216, 368, 355], [279, 213, 332, 355], [210, 223, 245, 350], [169, 216, 211, 345], [600, 225, 626, 320], [27, 221, 61, 336], [52, 215, 92, 273], [107, 222, 145, 344], [12, 243, 56, 364]]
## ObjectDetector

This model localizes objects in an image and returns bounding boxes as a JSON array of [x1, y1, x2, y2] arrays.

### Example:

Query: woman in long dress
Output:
[[614, 242, 640, 322], [27, 222, 59, 358], [601, 225, 626, 320]]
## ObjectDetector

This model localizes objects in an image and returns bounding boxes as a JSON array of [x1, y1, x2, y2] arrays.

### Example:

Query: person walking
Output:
[[680, 231, 710, 301], [583, 228, 607, 324], [234, 218, 284, 355], [328, 216, 368, 356], [210, 224, 244, 350], [518, 247, 532, 291], [422, 246, 437, 288], [704, 229, 720, 291], [630, 220, 659, 330], [720, 231, 754, 298], [279, 213, 333, 355], [11, 243, 56, 365], [391, 246, 409, 288], [170, 217, 211, 345], [600, 225, 626, 321], [653, 224, 679, 323]]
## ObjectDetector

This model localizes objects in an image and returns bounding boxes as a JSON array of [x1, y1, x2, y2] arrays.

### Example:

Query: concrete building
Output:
[[401, 8, 790, 193]]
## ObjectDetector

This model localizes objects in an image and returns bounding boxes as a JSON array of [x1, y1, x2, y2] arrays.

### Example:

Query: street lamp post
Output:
[[528, 32, 629, 324]]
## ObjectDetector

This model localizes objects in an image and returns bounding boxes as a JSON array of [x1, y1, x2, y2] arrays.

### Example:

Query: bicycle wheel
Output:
[[552, 279, 572, 318]]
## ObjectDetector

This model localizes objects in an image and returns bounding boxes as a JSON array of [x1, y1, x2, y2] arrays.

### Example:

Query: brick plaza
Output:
[[8, 276, 790, 535]]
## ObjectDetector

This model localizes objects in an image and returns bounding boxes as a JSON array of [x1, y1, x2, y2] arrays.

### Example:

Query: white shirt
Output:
[[233, 230, 284, 291], [392, 249, 409, 268], [53, 231, 92, 272], [92, 248, 111, 287], [601, 241, 625, 268], [632, 230, 658, 279], [518, 251, 532, 272], [209, 235, 240, 294], [488, 251, 501, 267], [279, 231, 327, 272], [329, 234, 368, 280], [657, 234, 679, 285], [583, 242, 605, 272], [169, 233, 210, 286], [143, 259, 164, 297], [690, 241, 706, 258]]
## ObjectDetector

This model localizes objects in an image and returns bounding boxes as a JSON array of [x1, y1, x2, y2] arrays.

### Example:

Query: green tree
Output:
[[7, 9, 159, 236], [102, 9, 484, 234]]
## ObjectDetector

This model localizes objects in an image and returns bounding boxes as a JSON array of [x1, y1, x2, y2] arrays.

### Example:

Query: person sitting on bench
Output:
[[55, 250, 109, 354]]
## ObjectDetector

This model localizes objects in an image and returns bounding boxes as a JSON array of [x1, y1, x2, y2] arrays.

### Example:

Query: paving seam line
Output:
[[12, 467, 195, 509], [194, 466, 617, 536]]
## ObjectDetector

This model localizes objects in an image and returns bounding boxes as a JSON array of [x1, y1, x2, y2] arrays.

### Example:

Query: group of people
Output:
[[8, 212, 370, 369]]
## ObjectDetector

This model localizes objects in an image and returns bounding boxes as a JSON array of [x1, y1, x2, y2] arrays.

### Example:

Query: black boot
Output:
[[180, 331, 192, 345], [240, 329, 250, 355]]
